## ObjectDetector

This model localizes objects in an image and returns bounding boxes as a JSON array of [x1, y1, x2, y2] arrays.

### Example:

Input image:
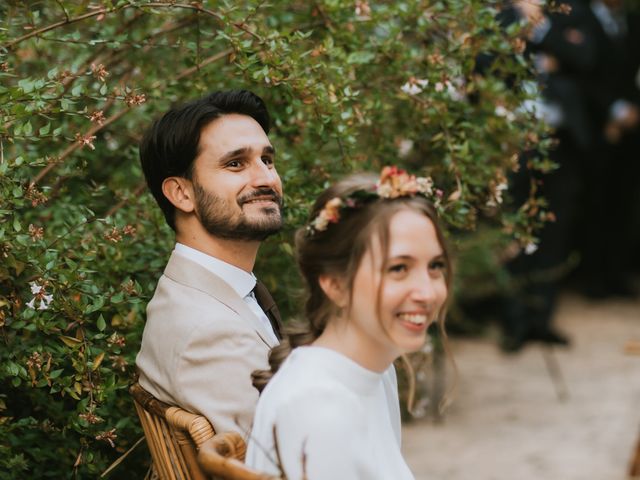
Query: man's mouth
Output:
[[243, 196, 278, 205], [239, 189, 282, 208]]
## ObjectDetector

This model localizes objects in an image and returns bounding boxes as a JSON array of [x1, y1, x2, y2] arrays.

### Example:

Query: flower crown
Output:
[[306, 166, 438, 236]]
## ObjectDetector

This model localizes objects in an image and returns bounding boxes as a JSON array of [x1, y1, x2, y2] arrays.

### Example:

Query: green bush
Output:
[[0, 1, 550, 477]]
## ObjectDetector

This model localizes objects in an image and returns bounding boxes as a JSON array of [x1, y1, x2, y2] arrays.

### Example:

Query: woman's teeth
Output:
[[398, 313, 427, 325]]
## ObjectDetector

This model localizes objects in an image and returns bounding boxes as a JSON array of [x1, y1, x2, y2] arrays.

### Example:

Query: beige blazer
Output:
[[136, 252, 278, 436]]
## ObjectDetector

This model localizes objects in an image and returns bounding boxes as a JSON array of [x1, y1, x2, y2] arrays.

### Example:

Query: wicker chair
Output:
[[130, 383, 280, 480]]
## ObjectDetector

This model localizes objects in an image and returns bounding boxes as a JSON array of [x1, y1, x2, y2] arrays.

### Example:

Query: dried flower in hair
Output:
[[306, 166, 437, 237]]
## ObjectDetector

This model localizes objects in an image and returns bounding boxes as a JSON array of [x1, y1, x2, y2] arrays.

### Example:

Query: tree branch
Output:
[[2, 2, 261, 51], [31, 46, 231, 186]]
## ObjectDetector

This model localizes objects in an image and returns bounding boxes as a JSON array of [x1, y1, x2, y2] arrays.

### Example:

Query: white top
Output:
[[173, 243, 279, 344], [246, 346, 412, 480]]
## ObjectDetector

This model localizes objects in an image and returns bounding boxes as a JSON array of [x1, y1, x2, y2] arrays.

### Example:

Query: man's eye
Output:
[[226, 160, 241, 168]]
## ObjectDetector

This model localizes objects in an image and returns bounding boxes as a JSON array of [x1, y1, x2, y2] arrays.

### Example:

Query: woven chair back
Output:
[[130, 383, 280, 480]]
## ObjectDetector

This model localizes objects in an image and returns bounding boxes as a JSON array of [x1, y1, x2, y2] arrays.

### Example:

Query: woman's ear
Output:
[[162, 177, 195, 213], [318, 274, 348, 309]]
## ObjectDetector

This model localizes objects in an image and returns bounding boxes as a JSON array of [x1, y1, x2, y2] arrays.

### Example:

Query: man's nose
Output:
[[249, 159, 280, 189]]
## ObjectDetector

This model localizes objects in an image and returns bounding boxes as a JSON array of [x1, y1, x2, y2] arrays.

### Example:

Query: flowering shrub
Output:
[[0, 0, 550, 477]]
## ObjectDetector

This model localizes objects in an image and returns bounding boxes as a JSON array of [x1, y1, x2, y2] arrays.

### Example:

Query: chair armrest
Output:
[[197, 432, 281, 480]]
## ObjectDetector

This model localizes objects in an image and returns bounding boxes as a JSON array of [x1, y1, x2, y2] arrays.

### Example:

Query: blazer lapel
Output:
[[163, 252, 278, 348]]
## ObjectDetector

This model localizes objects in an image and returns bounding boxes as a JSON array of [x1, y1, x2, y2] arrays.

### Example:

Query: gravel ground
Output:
[[402, 293, 640, 480]]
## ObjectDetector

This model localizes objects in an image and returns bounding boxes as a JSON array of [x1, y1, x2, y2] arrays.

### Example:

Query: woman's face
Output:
[[348, 208, 448, 367]]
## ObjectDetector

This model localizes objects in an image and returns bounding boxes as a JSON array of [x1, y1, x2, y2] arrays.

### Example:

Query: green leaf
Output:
[[97, 314, 106, 332], [60, 335, 82, 348], [86, 296, 105, 313], [6, 361, 20, 376], [346, 51, 376, 65]]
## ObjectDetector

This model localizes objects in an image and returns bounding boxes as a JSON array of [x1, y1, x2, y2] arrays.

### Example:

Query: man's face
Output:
[[190, 113, 283, 241]]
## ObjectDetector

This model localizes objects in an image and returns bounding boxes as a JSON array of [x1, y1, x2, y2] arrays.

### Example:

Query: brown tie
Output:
[[252, 280, 283, 340]]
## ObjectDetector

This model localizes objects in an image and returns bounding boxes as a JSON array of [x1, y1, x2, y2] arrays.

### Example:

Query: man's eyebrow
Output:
[[216, 145, 276, 164], [217, 147, 250, 164], [263, 145, 276, 155]]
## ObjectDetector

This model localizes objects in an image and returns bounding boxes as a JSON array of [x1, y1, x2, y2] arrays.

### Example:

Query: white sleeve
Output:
[[273, 389, 370, 480]]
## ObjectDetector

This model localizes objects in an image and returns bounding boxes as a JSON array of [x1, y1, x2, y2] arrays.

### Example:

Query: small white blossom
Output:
[[416, 177, 434, 196], [376, 183, 395, 198], [524, 242, 538, 255], [27, 282, 53, 310], [487, 181, 509, 207], [446, 80, 465, 101], [401, 78, 429, 95], [495, 105, 516, 122], [397, 139, 414, 157]]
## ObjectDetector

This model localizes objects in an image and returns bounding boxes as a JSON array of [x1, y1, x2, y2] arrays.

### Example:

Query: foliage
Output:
[[0, 0, 550, 477]]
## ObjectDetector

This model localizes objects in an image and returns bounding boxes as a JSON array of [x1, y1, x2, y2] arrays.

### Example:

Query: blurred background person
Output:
[[569, 0, 640, 299], [487, 0, 592, 351]]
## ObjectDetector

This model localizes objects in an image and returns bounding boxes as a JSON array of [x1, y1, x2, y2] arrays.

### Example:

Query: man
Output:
[[136, 90, 284, 435]]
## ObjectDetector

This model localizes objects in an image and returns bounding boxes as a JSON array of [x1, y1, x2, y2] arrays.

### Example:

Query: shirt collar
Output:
[[173, 243, 256, 298]]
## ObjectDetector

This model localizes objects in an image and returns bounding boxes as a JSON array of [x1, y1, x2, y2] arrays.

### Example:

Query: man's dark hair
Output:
[[139, 90, 271, 230]]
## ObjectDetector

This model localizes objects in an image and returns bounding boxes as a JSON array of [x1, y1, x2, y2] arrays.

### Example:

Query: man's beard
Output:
[[192, 181, 283, 241]]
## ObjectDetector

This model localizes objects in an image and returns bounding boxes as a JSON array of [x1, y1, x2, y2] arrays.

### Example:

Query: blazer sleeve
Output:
[[173, 319, 270, 436]]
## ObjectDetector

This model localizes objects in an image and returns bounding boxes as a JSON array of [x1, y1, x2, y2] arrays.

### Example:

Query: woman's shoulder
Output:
[[260, 348, 363, 409]]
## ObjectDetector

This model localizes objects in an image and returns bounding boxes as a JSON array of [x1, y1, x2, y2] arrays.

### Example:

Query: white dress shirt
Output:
[[173, 243, 279, 345]]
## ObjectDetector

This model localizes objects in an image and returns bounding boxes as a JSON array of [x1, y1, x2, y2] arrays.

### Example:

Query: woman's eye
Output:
[[429, 260, 446, 271], [262, 156, 274, 165], [388, 264, 407, 274]]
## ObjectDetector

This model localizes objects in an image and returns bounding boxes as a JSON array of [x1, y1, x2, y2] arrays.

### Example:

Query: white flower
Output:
[[27, 282, 54, 310], [312, 215, 329, 232], [30, 282, 42, 295], [416, 177, 434, 196], [401, 78, 428, 95], [397, 139, 414, 157], [376, 182, 395, 198], [524, 242, 538, 255], [495, 105, 516, 122], [446, 80, 465, 101], [488, 181, 508, 207]]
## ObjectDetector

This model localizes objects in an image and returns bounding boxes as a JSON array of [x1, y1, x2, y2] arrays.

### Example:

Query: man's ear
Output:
[[318, 274, 348, 309], [162, 177, 195, 213]]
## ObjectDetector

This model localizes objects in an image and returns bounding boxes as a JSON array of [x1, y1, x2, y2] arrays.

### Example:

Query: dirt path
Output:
[[402, 293, 640, 480]]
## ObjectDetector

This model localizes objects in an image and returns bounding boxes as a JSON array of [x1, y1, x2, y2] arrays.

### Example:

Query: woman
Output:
[[247, 167, 452, 479]]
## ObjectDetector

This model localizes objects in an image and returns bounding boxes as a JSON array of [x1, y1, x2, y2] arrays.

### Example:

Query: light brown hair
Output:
[[252, 173, 452, 392]]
